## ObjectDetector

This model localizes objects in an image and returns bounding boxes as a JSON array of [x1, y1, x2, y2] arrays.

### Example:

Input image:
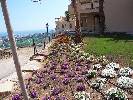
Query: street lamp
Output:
[[46, 23, 49, 34], [46, 23, 51, 42]]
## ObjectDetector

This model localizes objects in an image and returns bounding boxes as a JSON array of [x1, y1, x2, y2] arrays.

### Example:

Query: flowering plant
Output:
[[93, 64, 102, 70], [117, 76, 133, 88], [74, 91, 90, 100], [106, 87, 127, 100], [91, 78, 106, 90], [106, 62, 120, 70], [12, 94, 21, 100], [85, 70, 96, 79], [76, 84, 86, 92], [119, 67, 133, 77], [86, 55, 95, 62], [101, 68, 117, 78]]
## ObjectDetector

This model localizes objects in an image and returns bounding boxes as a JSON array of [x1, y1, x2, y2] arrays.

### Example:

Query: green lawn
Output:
[[83, 35, 133, 66]]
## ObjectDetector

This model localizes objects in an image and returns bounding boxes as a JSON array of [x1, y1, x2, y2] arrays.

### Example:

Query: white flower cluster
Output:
[[106, 62, 120, 70], [119, 67, 133, 76], [106, 87, 127, 100], [86, 55, 95, 62], [71, 44, 81, 52], [101, 68, 117, 78], [117, 76, 133, 88], [85, 70, 97, 79], [70, 44, 89, 60], [96, 56, 109, 65], [87, 70, 97, 76], [93, 64, 102, 70], [74, 91, 90, 100], [101, 62, 119, 78], [91, 78, 106, 90]]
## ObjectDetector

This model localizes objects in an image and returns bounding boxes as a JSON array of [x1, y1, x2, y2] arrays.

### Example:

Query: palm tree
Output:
[[71, 0, 82, 43], [99, 0, 105, 34], [0, 0, 28, 99]]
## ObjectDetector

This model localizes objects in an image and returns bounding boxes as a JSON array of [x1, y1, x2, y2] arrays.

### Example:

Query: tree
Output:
[[99, 0, 105, 34], [65, 11, 70, 22], [71, 0, 82, 43], [0, 0, 28, 99]]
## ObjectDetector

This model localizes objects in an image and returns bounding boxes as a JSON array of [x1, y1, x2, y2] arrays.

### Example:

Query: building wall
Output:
[[68, 0, 99, 33], [55, 17, 75, 34], [104, 0, 133, 33]]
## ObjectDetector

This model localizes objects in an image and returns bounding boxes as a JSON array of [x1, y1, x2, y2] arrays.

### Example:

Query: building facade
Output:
[[104, 0, 133, 33], [55, 16, 76, 34], [68, 0, 133, 34], [68, 0, 100, 33]]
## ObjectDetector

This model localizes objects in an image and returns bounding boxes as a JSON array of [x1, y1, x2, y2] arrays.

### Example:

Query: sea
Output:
[[0, 29, 54, 37]]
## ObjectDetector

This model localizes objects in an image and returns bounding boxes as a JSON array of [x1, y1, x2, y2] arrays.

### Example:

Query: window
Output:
[[62, 24, 64, 28], [91, 3, 93, 9], [70, 24, 72, 29], [94, 0, 99, 3]]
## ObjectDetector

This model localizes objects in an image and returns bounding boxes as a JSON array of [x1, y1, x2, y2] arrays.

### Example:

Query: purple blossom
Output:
[[50, 66, 56, 70], [12, 94, 20, 100], [62, 78, 69, 85], [48, 70, 53, 75], [76, 63, 82, 67], [51, 88, 62, 96], [76, 84, 85, 92], [61, 96, 66, 100], [30, 90, 37, 98], [55, 96, 66, 100], [35, 78, 42, 84], [76, 67, 81, 71], [25, 83, 29, 89], [61, 63, 68, 70], [67, 71, 75, 77], [60, 69, 66, 75], [76, 77, 83, 82], [50, 74, 57, 80]]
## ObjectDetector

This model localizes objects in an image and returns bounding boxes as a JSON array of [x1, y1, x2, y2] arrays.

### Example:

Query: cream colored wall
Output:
[[104, 0, 133, 33], [68, 1, 99, 14], [55, 18, 75, 33]]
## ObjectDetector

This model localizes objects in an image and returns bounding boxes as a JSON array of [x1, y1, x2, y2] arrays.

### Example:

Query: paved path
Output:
[[0, 47, 34, 79]]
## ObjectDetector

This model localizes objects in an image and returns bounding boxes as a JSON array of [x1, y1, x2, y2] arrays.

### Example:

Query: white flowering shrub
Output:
[[74, 91, 90, 100], [91, 78, 106, 90], [106, 87, 127, 100], [96, 56, 109, 64], [93, 64, 102, 70], [86, 55, 95, 62], [106, 62, 120, 70], [85, 70, 97, 79], [117, 76, 133, 88], [79, 56, 86, 61], [101, 68, 117, 78], [119, 67, 133, 77]]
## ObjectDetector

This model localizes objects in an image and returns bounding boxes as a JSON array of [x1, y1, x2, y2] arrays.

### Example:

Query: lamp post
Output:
[[46, 23, 49, 34], [0, 0, 28, 99], [46, 23, 50, 42]]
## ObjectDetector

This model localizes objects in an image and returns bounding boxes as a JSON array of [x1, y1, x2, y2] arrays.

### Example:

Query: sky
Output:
[[0, 0, 70, 32]]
